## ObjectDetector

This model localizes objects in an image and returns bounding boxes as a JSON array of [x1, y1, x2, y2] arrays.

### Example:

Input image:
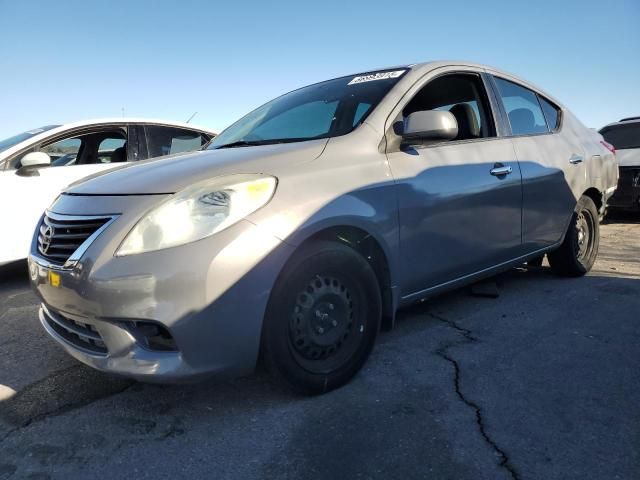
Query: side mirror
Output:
[[16, 152, 51, 177], [21, 151, 51, 167], [402, 110, 458, 142]]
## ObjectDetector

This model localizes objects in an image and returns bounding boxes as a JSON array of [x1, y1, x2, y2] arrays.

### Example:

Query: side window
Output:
[[145, 126, 206, 158], [97, 136, 127, 163], [403, 73, 496, 141], [251, 101, 339, 140], [42, 138, 82, 167], [493, 77, 548, 135], [538, 96, 560, 131]]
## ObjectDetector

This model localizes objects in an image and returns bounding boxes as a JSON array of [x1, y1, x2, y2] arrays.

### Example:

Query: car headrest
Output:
[[111, 145, 126, 163], [508, 108, 535, 134]]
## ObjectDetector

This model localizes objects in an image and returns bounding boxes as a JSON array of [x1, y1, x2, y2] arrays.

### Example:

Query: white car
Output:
[[0, 118, 215, 265], [599, 117, 640, 211]]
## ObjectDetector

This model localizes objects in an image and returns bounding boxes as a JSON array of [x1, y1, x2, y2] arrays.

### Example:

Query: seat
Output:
[[110, 144, 127, 163], [449, 103, 480, 140]]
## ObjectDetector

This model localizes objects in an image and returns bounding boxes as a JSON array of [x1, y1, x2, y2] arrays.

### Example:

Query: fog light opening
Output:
[[125, 321, 178, 352]]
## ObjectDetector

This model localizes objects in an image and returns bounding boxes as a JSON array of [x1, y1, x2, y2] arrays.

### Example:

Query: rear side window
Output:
[[493, 77, 548, 136], [538, 96, 560, 131], [599, 123, 640, 150], [145, 126, 207, 158]]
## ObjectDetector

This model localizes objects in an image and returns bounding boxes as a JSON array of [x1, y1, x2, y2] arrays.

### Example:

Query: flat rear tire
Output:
[[548, 195, 599, 277]]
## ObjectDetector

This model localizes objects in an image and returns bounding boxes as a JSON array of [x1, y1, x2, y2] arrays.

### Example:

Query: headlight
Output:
[[116, 175, 277, 256]]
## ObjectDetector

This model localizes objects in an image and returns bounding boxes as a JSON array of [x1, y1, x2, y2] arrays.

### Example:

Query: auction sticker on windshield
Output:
[[348, 70, 406, 85]]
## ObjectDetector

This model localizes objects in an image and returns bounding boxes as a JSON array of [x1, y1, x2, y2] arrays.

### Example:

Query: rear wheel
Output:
[[548, 195, 599, 277], [262, 241, 381, 395]]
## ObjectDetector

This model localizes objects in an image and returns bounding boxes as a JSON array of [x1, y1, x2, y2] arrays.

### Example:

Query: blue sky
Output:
[[0, 0, 638, 137]]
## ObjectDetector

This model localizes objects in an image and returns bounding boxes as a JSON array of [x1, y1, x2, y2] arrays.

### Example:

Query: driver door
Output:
[[385, 70, 523, 295]]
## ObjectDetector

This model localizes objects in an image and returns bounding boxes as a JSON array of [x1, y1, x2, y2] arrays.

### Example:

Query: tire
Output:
[[262, 241, 382, 395], [548, 195, 599, 277]]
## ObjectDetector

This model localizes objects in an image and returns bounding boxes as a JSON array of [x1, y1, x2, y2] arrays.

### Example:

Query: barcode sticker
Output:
[[348, 70, 406, 85]]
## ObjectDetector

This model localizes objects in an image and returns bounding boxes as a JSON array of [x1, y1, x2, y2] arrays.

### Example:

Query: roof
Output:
[[393, 60, 566, 107], [56, 117, 216, 135]]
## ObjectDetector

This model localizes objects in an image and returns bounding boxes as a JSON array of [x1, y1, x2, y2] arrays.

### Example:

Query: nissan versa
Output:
[[29, 61, 618, 394]]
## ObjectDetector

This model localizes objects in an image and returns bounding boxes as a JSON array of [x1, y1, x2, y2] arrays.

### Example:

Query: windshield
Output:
[[208, 69, 408, 149], [0, 125, 59, 153], [600, 123, 640, 150]]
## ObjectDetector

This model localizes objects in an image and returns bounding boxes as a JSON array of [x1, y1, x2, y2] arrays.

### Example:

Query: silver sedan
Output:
[[29, 61, 618, 394]]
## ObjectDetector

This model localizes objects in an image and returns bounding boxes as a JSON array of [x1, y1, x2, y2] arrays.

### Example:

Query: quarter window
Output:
[[538, 96, 560, 131], [493, 77, 548, 135]]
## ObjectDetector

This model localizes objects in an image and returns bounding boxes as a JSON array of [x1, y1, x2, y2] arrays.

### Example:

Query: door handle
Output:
[[490, 164, 513, 176], [569, 154, 584, 164]]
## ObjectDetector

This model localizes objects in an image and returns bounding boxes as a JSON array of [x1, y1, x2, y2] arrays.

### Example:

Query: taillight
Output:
[[600, 140, 616, 155]]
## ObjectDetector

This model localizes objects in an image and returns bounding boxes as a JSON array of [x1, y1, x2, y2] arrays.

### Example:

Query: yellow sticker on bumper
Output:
[[48, 271, 61, 287]]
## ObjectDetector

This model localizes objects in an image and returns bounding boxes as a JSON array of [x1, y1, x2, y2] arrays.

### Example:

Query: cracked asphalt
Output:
[[1, 215, 639, 480]]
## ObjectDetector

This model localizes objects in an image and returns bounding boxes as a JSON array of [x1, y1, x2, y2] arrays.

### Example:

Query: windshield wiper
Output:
[[213, 137, 313, 149]]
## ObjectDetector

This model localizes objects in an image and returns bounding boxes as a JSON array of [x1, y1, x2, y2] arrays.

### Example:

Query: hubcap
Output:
[[575, 210, 593, 260], [289, 275, 360, 372]]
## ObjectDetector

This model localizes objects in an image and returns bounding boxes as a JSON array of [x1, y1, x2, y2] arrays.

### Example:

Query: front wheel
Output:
[[548, 195, 599, 277], [262, 241, 381, 395]]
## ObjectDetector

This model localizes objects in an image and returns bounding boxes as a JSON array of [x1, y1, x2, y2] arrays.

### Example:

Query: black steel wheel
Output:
[[262, 241, 381, 395], [548, 195, 599, 276]]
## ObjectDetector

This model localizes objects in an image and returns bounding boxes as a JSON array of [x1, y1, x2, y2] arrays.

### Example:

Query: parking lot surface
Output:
[[1, 216, 639, 480]]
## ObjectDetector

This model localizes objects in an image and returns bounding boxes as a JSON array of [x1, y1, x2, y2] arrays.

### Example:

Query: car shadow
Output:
[[2, 264, 638, 420], [0, 260, 29, 287], [603, 210, 640, 224]]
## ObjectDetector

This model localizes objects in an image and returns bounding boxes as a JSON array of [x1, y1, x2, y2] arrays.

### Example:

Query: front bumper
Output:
[[29, 194, 294, 382]]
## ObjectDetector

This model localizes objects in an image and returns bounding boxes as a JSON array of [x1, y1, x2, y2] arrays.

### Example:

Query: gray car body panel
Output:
[[30, 61, 618, 381]]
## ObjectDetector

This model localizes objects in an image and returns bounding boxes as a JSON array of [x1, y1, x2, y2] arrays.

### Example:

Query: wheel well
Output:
[[300, 226, 395, 330], [583, 187, 603, 213]]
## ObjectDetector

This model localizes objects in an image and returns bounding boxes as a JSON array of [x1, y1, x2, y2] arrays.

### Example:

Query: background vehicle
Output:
[[29, 62, 617, 394], [599, 117, 640, 211], [0, 119, 215, 265]]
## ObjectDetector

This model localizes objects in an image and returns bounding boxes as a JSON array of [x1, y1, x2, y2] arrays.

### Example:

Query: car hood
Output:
[[65, 139, 328, 195], [616, 149, 640, 167]]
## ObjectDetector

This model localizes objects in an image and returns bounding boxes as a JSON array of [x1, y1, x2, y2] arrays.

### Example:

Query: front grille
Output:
[[37, 212, 112, 265], [41, 305, 108, 355]]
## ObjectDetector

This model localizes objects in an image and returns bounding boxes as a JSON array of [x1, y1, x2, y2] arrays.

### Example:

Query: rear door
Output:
[[490, 76, 586, 251], [385, 69, 523, 294]]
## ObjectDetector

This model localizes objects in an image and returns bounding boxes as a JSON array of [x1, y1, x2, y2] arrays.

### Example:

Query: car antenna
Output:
[[186, 111, 198, 123]]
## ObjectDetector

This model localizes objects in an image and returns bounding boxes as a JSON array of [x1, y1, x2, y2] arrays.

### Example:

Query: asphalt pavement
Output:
[[1, 215, 639, 480]]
